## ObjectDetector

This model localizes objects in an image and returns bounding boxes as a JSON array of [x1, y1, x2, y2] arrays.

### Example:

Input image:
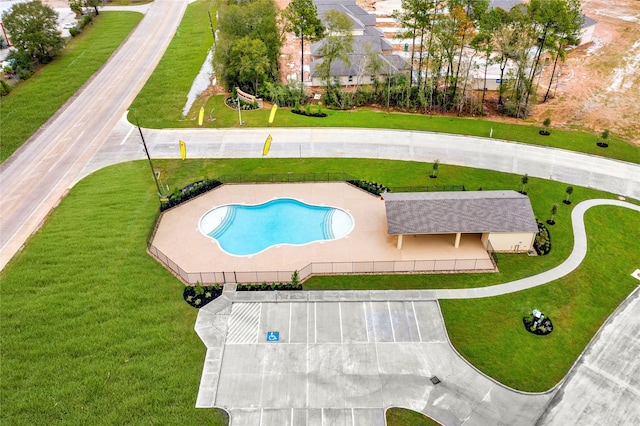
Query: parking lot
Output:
[[195, 294, 552, 425]]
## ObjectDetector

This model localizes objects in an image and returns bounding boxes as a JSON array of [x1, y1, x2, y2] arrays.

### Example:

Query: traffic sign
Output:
[[266, 331, 279, 342]]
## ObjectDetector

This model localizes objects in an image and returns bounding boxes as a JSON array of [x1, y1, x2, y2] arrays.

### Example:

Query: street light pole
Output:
[[132, 113, 164, 197], [236, 97, 244, 126]]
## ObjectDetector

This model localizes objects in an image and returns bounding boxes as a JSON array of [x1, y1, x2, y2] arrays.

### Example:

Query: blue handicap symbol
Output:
[[266, 331, 280, 342]]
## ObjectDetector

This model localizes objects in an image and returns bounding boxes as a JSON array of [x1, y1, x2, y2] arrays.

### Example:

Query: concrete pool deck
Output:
[[151, 182, 493, 281]]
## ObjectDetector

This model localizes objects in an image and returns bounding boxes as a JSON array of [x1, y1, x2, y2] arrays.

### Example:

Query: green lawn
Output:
[[192, 96, 640, 164], [441, 205, 640, 391], [129, 0, 216, 124], [2, 158, 638, 424], [386, 408, 441, 425], [0, 12, 143, 162], [0, 162, 228, 425]]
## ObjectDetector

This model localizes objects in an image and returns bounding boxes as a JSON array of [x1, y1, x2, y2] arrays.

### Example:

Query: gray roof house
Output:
[[309, 0, 407, 87], [383, 191, 538, 252]]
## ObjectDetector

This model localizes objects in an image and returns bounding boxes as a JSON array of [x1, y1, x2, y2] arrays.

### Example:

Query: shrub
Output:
[[160, 178, 222, 211], [534, 222, 552, 255], [17, 68, 33, 81], [0, 80, 11, 97], [346, 179, 389, 195]]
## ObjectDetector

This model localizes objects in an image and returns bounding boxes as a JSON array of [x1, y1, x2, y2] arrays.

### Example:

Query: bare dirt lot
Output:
[[289, 0, 640, 143], [531, 0, 640, 143]]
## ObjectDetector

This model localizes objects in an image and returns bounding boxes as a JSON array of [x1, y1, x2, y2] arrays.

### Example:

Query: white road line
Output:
[[120, 126, 134, 145], [339, 302, 344, 344], [388, 301, 396, 343], [314, 302, 317, 344], [351, 408, 355, 426], [256, 303, 262, 343], [259, 408, 263, 426], [288, 303, 292, 341], [306, 302, 310, 409], [412, 301, 423, 343], [363, 302, 370, 343]]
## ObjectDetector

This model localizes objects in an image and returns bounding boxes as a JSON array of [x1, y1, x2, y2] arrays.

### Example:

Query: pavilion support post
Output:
[[454, 232, 461, 248], [397, 234, 404, 250]]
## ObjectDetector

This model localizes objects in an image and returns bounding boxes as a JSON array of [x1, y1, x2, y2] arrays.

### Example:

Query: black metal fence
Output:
[[148, 244, 496, 285], [390, 185, 466, 192], [216, 172, 359, 184]]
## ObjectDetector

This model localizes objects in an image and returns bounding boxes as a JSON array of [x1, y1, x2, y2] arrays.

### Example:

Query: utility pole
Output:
[[131, 109, 164, 198]]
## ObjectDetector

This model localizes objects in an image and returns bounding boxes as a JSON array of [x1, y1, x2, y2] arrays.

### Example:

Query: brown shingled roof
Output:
[[383, 191, 538, 235]]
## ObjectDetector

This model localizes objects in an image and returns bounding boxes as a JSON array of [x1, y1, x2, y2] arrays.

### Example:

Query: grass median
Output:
[[2, 158, 638, 424], [0, 11, 143, 162]]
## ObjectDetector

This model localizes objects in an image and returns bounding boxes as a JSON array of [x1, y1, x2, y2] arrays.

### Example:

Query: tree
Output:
[[547, 203, 558, 225], [214, 0, 282, 91], [315, 9, 354, 87], [430, 159, 440, 178], [541, 117, 551, 135], [6, 47, 34, 79], [472, 7, 503, 113], [597, 129, 610, 148], [1, 1, 64, 64], [283, 0, 324, 84], [85, 0, 101, 16], [70, 0, 100, 17], [523, 0, 583, 113], [520, 174, 529, 194], [563, 186, 573, 204], [227, 37, 270, 95], [69, 0, 83, 17]]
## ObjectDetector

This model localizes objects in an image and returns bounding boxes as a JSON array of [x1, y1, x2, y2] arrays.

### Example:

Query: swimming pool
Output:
[[199, 198, 354, 256]]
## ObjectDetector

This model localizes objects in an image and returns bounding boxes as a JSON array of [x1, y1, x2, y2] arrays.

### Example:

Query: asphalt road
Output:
[[0, 0, 188, 270]]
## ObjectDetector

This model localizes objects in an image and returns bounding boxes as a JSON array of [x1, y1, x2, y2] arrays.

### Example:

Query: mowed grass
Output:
[[0, 162, 228, 425], [441, 205, 640, 392], [1, 158, 638, 424], [0, 12, 143, 162], [386, 408, 442, 426], [129, 0, 216, 124]]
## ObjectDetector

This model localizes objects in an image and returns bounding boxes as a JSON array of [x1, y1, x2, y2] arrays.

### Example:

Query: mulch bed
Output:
[[183, 285, 223, 309], [523, 316, 554, 335]]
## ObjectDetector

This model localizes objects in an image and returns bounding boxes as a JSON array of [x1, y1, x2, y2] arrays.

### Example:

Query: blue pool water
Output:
[[199, 198, 353, 256]]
